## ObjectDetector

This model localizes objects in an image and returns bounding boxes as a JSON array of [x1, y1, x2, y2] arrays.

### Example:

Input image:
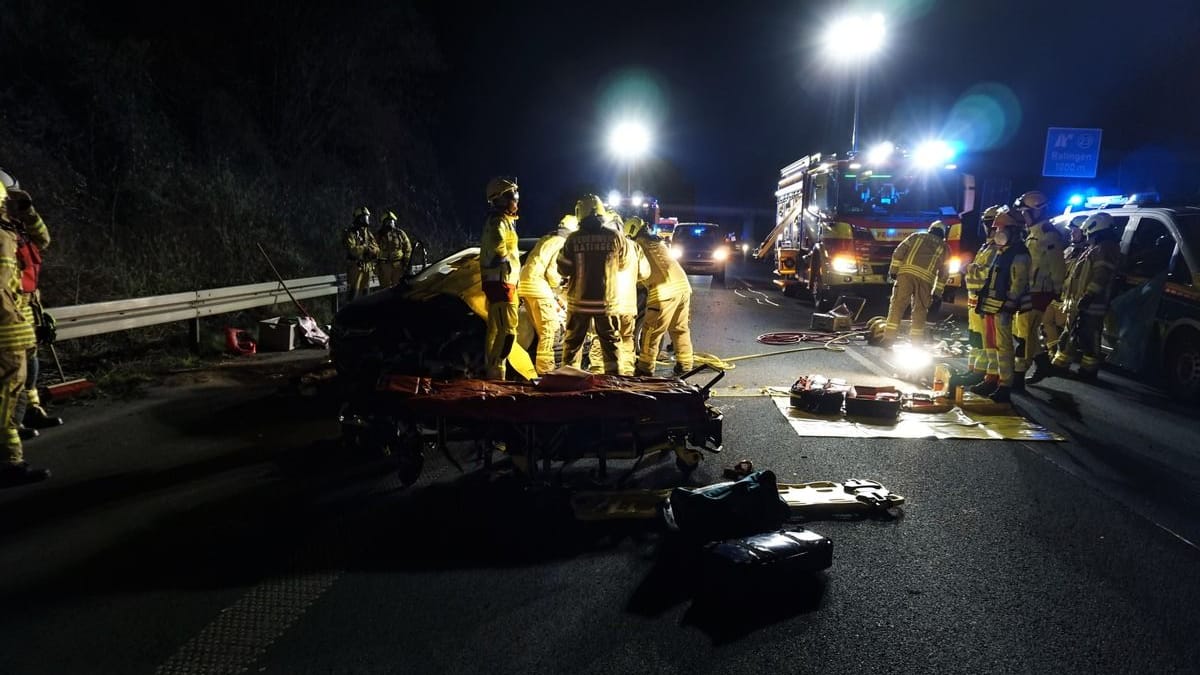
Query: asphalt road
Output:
[[1, 257, 1198, 674]]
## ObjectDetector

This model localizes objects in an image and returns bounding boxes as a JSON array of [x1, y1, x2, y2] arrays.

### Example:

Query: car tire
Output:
[[1165, 328, 1200, 400]]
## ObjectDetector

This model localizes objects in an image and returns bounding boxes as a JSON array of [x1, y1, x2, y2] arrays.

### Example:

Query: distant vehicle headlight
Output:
[[831, 255, 858, 274], [712, 246, 730, 261], [947, 257, 962, 275], [670, 245, 684, 260]]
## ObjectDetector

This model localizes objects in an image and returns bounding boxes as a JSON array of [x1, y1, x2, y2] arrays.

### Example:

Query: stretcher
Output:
[[341, 365, 726, 486]]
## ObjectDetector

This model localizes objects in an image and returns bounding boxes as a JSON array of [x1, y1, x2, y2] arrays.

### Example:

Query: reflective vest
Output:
[[889, 232, 948, 290], [965, 243, 996, 294], [480, 211, 520, 288], [977, 241, 1031, 315]]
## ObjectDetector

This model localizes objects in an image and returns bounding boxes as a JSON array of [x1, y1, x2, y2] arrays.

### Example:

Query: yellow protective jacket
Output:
[[889, 231, 948, 291], [0, 225, 36, 352], [480, 211, 520, 288], [965, 243, 996, 294], [1063, 238, 1121, 316], [344, 226, 379, 263], [1025, 221, 1066, 295], [377, 226, 412, 264], [616, 243, 650, 316], [635, 233, 691, 304], [556, 216, 629, 315], [977, 242, 1031, 315], [517, 230, 568, 300]]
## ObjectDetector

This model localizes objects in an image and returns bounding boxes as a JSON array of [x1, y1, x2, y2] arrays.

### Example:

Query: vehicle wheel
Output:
[[1164, 329, 1200, 399], [812, 277, 835, 312]]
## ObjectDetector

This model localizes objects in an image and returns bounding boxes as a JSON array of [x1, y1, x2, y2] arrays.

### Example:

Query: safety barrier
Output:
[[48, 275, 346, 341]]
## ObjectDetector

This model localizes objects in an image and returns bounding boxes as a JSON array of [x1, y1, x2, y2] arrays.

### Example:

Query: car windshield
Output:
[[411, 247, 479, 283], [837, 170, 959, 217], [675, 225, 722, 242]]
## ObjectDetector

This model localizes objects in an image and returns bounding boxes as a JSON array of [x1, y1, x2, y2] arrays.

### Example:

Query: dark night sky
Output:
[[419, 0, 1200, 234]]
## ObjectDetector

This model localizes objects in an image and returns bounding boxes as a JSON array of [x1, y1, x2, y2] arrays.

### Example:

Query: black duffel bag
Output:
[[662, 470, 790, 542]]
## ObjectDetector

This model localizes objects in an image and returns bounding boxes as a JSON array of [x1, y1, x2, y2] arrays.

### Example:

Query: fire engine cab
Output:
[[757, 142, 971, 309]]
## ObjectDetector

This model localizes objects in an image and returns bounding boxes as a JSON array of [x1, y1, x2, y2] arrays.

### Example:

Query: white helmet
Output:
[[1081, 212, 1115, 237]]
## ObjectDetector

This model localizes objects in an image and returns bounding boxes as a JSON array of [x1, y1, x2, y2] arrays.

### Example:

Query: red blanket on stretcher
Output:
[[376, 374, 710, 425]]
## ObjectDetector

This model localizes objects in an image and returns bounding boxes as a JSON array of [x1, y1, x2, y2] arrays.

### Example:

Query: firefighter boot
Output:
[[0, 462, 51, 487], [1025, 353, 1057, 384], [17, 426, 37, 441], [989, 386, 1012, 404], [24, 403, 63, 430], [970, 376, 999, 397], [948, 370, 985, 391]]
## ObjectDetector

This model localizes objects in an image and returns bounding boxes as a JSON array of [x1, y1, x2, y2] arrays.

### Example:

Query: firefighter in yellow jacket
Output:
[[344, 206, 379, 301], [629, 217, 693, 376], [882, 221, 949, 344], [950, 206, 1003, 391], [376, 211, 412, 288], [1049, 212, 1121, 381], [612, 217, 650, 375], [1012, 191, 1065, 390], [0, 179, 49, 486], [971, 210, 1031, 402], [1030, 221, 1087, 382], [481, 177, 521, 380], [517, 214, 576, 375]]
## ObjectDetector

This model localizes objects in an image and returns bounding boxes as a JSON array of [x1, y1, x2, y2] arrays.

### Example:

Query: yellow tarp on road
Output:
[[772, 397, 1064, 442]]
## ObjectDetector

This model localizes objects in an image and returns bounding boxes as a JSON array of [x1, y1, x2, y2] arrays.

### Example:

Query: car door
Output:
[[1105, 213, 1169, 355]]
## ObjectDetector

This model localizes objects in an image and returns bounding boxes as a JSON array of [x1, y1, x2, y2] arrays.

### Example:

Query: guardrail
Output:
[[49, 275, 345, 341]]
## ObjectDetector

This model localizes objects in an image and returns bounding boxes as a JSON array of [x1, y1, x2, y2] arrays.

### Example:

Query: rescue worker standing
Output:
[[480, 177, 522, 380], [1011, 191, 1065, 390], [882, 221, 949, 344], [1049, 212, 1121, 381], [344, 207, 379, 301], [376, 211, 412, 288], [0, 179, 49, 486], [517, 214, 576, 375], [629, 217, 693, 376], [951, 206, 1002, 391], [971, 210, 1031, 402], [613, 216, 650, 375], [1031, 221, 1087, 382], [557, 195, 627, 375]]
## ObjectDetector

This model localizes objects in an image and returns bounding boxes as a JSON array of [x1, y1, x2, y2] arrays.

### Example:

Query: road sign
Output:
[[1042, 127, 1103, 178]]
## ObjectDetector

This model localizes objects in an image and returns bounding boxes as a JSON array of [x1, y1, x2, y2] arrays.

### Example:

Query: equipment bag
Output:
[[703, 528, 833, 592], [662, 469, 790, 542]]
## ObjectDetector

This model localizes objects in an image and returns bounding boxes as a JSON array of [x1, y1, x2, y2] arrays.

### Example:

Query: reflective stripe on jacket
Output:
[[480, 212, 520, 287], [344, 226, 379, 262], [965, 243, 996, 294], [557, 216, 629, 314], [517, 230, 568, 299], [889, 232, 948, 289], [0, 227, 36, 351], [377, 227, 412, 263], [616, 244, 650, 315], [635, 233, 691, 304], [1063, 238, 1120, 315]]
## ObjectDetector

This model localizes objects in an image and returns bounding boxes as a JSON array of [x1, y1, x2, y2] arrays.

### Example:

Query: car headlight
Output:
[[712, 246, 729, 261], [831, 255, 858, 274], [670, 245, 684, 260], [947, 257, 962, 275]]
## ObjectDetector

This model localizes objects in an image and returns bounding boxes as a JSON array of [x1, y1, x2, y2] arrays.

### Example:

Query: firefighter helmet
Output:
[[624, 216, 646, 239], [928, 220, 947, 238], [558, 214, 579, 233], [0, 168, 17, 190], [353, 206, 371, 226], [486, 176, 519, 203], [1081, 212, 1115, 237], [981, 204, 1003, 224], [382, 210, 398, 227], [574, 194, 606, 222], [993, 208, 1021, 231], [1013, 190, 1050, 223]]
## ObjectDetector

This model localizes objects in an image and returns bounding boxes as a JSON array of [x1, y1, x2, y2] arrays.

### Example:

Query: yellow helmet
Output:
[[624, 216, 646, 239], [1081, 212, 1115, 236], [981, 204, 1004, 223], [928, 220, 947, 237], [382, 210, 398, 226], [574, 194, 606, 222], [993, 208, 1021, 231], [558, 214, 579, 232], [1014, 190, 1049, 211], [486, 176, 519, 203], [353, 206, 371, 226]]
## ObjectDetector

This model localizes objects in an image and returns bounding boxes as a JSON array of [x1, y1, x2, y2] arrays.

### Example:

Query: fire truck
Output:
[[757, 143, 973, 309]]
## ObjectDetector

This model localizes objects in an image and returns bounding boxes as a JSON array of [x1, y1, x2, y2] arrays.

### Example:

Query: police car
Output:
[[1051, 195, 1200, 398]]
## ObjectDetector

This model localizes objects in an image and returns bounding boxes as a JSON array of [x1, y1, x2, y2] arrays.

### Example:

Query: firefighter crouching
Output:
[[1030, 221, 1087, 382], [629, 216, 693, 376], [971, 210, 1031, 403], [1011, 191, 1065, 390], [557, 195, 627, 375], [481, 177, 522, 380], [517, 214, 576, 375], [1048, 212, 1121, 381], [950, 205, 1002, 391], [376, 211, 412, 288], [344, 206, 380, 301], [882, 220, 949, 345], [0, 179, 49, 486]]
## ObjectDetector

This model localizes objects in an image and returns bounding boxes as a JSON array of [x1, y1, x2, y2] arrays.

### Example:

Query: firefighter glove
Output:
[[36, 312, 56, 345]]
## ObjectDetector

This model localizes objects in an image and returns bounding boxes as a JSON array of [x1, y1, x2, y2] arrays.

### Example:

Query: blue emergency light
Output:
[[1068, 194, 1084, 206]]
